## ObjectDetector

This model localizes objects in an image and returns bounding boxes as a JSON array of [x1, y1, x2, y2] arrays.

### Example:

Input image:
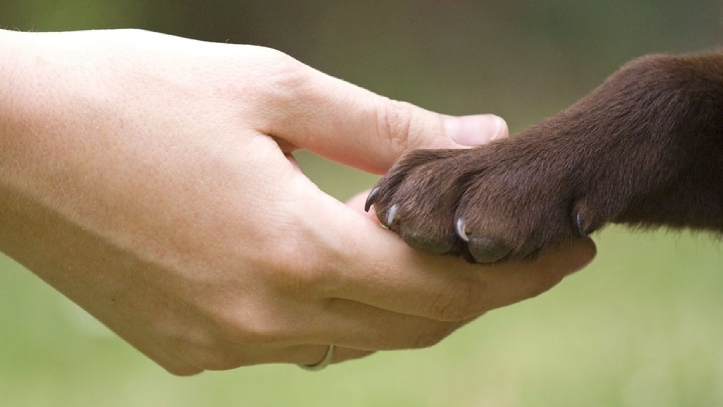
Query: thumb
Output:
[[442, 114, 508, 147], [263, 59, 508, 174]]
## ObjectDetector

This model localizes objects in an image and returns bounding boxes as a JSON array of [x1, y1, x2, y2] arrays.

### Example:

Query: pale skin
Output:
[[0, 29, 596, 375]]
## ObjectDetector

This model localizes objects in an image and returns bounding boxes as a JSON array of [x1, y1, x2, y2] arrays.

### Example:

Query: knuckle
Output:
[[255, 232, 340, 299], [152, 322, 231, 370], [173, 328, 250, 370], [251, 49, 310, 96], [276, 252, 333, 292], [267, 265, 323, 299], [178, 315, 294, 370], [216, 301, 299, 346], [236, 320, 287, 345], [188, 351, 240, 371], [218, 46, 312, 116], [376, 99, 416, 153], [178, 340, 237, 371]]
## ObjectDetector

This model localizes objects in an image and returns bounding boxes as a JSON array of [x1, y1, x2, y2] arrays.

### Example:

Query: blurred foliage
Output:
[[1, 1, 722, 406]]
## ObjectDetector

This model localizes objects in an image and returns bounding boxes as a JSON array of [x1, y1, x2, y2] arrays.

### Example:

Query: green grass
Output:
[[1, 154, 721, 406]]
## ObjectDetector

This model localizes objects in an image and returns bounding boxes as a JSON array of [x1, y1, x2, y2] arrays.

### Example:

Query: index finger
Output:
[[254, 53, 507, 174]]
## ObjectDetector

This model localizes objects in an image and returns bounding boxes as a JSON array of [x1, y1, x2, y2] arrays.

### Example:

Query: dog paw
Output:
[[366, 141, 603, 263], [366, 53, 723, 262]]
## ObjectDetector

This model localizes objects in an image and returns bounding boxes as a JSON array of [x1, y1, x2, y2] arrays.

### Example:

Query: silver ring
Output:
[[299, 345, 335, 371]]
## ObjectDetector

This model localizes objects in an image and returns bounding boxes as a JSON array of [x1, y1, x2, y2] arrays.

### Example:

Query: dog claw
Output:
[[386, 204, 398, 227], [455, 218, 469, 242], [574, 212, 587, 236], [365, 187, 380, 212]]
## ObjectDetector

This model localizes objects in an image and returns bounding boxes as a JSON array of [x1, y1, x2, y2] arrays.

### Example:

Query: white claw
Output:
[[455, 218, 469, 242], [386, 205, 398, 226]]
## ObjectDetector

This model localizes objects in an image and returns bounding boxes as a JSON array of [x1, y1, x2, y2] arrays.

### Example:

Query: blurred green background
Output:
[[1, 1, 722, 406]]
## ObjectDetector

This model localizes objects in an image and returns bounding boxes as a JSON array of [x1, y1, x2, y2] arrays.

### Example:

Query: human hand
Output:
[[0, 29, 595, 375]]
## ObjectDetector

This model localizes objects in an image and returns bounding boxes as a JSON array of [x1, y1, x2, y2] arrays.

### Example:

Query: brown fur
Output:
[[366, 52, 723, 263]]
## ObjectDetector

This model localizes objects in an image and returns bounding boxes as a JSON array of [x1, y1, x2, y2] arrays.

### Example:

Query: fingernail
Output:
[[444, 114, 506, 147]]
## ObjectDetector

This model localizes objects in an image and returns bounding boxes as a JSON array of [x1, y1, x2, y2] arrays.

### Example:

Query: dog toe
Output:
[[399, 224, 454, 254], [466, 235, 513, 264]]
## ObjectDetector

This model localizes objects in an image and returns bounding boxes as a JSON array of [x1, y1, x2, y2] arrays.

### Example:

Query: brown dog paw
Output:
[[366, 53, 723, 263], [366, 140, 594, 264]]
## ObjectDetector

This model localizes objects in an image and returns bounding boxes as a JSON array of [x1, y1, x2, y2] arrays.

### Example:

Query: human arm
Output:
[[0, 29, 595, 375]]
